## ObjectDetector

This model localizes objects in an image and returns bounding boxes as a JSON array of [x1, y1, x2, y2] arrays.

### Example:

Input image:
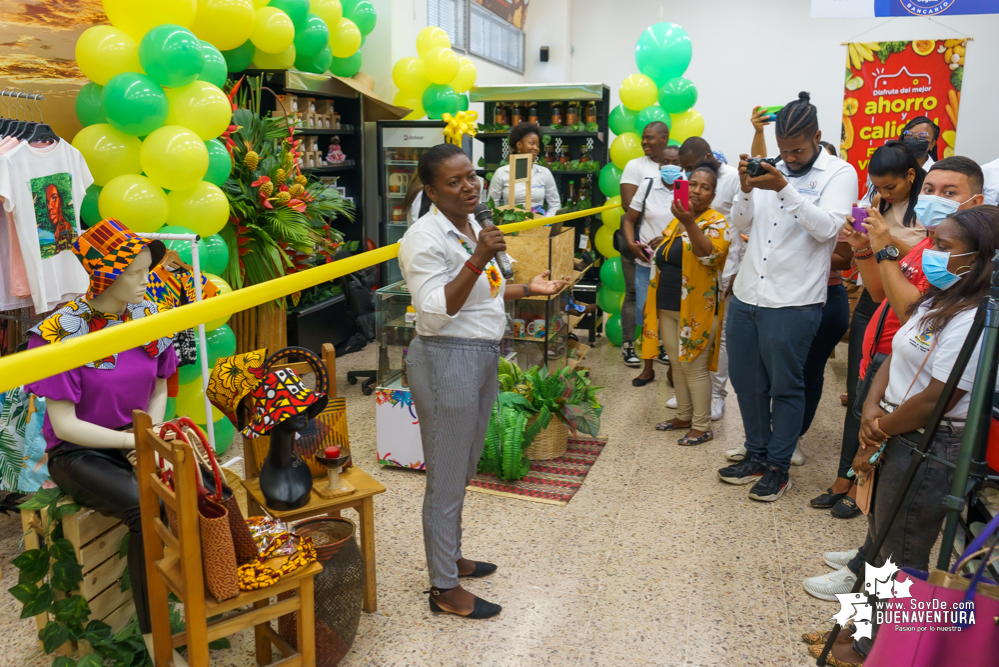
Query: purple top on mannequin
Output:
[[26, 334, 178, 452]]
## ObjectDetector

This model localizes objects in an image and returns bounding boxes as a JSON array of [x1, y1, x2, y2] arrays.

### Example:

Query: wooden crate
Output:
[[504, 228, 575, 289], [21, 504, 135, 655], [567, 339, 590, 370]]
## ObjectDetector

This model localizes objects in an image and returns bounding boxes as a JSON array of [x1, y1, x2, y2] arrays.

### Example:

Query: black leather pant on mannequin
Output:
[[48, 447, 151, 634]]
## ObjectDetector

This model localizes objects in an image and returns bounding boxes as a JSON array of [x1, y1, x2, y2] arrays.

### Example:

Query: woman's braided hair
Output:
[[775, 91, 818, 139]]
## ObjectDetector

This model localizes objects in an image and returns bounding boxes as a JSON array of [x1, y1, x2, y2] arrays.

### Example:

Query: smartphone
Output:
[[641, 246, 654, 262], [760, 105, 783, 122], [674, 179, 690, 210], [852, 206, 868, 232]]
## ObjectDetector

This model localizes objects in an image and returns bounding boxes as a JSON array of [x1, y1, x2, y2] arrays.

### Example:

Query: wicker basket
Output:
[[523, 418, 568, 461]]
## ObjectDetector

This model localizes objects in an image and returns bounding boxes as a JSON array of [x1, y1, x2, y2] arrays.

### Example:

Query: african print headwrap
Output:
[[242, 368, 328, 438], [208, 349, 268, 426], [73, 219, 165, 299]]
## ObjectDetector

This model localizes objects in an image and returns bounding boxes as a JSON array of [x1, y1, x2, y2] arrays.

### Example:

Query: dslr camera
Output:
[[746, 156, 780, 177]]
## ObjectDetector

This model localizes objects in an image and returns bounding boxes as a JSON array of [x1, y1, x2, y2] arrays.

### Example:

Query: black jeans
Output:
[[620, 251, 637, 345], [838, 289, 879, 479], [800, 284, 851, 436], [48, 447, 151, 634]]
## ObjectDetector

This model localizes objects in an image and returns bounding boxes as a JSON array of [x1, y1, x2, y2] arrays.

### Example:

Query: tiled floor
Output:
[[1, 337, 866, 666]]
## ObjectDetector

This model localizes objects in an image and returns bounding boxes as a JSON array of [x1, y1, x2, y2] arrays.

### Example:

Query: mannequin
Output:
[[259, 412, 313, 510]]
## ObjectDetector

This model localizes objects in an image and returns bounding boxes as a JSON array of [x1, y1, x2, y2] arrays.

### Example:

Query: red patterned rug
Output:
[[467, 437, 607, 505]]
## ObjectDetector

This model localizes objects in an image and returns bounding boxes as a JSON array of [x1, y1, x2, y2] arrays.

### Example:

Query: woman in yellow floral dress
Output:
[[642, 164, 731, 445]]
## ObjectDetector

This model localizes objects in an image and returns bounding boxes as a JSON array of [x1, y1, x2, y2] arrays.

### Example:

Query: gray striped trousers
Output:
[[406, 335, 500, 588]]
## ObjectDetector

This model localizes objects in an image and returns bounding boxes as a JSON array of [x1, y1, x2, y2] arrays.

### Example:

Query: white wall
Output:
[[566, 0, 999, 168]]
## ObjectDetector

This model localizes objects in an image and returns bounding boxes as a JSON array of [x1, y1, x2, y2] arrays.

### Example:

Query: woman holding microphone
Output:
[[399, 143, 567, 619]]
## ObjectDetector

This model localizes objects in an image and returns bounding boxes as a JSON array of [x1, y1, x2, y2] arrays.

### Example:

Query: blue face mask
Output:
[[922, 248, 975, 290], [914, 194, 970, 229], [660, 165, 682, 185]]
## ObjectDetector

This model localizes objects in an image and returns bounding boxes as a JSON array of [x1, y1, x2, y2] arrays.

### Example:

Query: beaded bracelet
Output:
[[855, 248, 875, 260], [464, 260, 483, 275]]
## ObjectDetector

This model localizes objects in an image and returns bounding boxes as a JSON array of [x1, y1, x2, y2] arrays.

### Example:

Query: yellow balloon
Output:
[[619, 73, 658, 111], [253, 44, 297, 69], [75, 26, 141, 86], [204, 273, 233, 330], [329, 17, 361, 58], [253, 0, 270, 6], [175, 379, 225, 423], [392, 57, 428, 94], [393, 91, 424, 119], [609, 132, 644, 170], [166, 181, 230, 237], [601, 196, 624, 230], [251, 6, 296, 54], [71, 123, 142, 186], [165, 81, 232, 140], [312, 0, 343, 26], [191, 0, 256, 51], [98, 174, 169, 233], [450, 57, 477, 93], [140, 126, 209, 191], [423, 47, 459, 85], [416, 26, 450, 58], [670, 108, 705, 144], [594, 225, 619, 258], [102, 0, 198, 40]]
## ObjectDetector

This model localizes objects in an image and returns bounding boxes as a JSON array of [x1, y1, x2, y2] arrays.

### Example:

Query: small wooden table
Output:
[[242, 465, 386, 613]]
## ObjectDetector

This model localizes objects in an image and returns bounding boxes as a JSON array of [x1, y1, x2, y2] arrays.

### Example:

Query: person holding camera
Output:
[[717, 92, 857, 501]]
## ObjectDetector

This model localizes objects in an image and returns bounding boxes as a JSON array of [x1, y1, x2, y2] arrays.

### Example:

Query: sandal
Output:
[[655, 420, 689, 431], [802, 624, 856, 645], [840, 392, 849, 406], [806, 643, 864, 667], [678, 430, 713, 446]]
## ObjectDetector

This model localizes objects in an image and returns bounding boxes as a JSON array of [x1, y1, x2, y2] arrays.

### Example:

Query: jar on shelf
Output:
[[558, 144, 570, 164], [544, 144, 556, 162], [551, 102, 563, 126], [511, 102, 524, 126], [494, 104, 507, 126], [585, 101, 598, 124], [579, 144, 591, 163], [566, 102, 578, 126], [528, 102, 539, 125]]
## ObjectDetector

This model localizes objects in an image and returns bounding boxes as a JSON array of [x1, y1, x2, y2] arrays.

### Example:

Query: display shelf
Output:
[[294, 126, 355, 135], [476, 129, 603, 141], [302, 160, 355, 173], [385, 160, 419, 166]]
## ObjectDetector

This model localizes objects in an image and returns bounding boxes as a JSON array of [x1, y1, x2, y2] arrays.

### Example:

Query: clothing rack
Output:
[[0, 91, 45, 102]]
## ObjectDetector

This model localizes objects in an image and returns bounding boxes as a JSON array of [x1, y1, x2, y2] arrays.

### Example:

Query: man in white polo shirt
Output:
[[717, 92, 857, 501]]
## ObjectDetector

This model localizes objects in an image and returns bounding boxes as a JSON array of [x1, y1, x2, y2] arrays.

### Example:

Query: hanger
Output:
[[0, 89, 12, 137], [13, 92, 39, 141], [25, 91, 57, 144], [7, 92, 31, 140]]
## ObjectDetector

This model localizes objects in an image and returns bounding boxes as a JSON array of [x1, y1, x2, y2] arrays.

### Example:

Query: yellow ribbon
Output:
[[442, 110, 478, 145]]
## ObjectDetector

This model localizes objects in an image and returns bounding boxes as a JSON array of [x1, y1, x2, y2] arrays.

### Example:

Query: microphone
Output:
[[473, 204, 514, 280]]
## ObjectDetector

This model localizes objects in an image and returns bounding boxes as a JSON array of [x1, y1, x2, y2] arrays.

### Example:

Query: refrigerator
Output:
[[376, 120, 473, 285]]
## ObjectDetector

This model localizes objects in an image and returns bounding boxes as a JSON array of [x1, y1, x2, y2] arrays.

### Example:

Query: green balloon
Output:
[[608, 104, 638, 136], [164, 397, 177, 422], [76, 82, 106, 127], [203, 416, 237, 455], [596, 285, 624, 315], [658, 76, 698, 114], [82, 184, 103, 227], [203, 233, 230, 275], [198, 40, 228, 89], [605, 313, 623, 347], [222, 41, 255, 72], [294, 14, 330, 58], [204, 139, 232, 187], [101, 72, 168, 136], [457, 93, 469, 112], [270, 0, 310, 28], [668, 138, 680, 147], [598, 163, 623, 198], [634, 105, 671, 135], [179, 324, 236, 384], [344, 0, 377, 35], [139, 24, 205, 88], [599, 256, 626, 292], [635, 22, 692, 87], [295, 45, 333, 74], [329, 50, 362, 77], [422, 83, 459, 120], [160, 224, 208, 267]]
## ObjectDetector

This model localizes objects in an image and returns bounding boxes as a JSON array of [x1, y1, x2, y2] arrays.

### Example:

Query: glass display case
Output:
[[504, 290, 572, 370]]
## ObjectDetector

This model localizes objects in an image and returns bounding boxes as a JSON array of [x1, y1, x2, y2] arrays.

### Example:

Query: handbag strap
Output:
[[264, 346, 328, 396], [868, 301, 891, 362], [176, 417, 223, 503], [900, 336, 939, 404], [633, 177, 655, 239]]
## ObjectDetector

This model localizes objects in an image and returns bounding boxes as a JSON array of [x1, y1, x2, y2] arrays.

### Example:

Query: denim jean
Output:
[[800, 284, 851, 436], [727, 296, 821, 470], [621, 251, 652, 345], [839, 290, 879, 478]]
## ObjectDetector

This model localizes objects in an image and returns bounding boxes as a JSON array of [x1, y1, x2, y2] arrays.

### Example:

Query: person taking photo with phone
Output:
[[718, 91, 857, 501]]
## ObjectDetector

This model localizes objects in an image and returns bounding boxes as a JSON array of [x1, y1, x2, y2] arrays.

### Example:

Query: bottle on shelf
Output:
[[568, 180, 576, 204], [566, 102, 578, 127], [579, 178, 590, 203], [551, 102, 563, 126], [511, 102, 524, 126], [528, 102, 539, 125], [558, 144, 570, 165], [494, 104, 506, 127], [579, 144, 591, 163], [544, 144, 556, 162], [585, 101, 597, 124]]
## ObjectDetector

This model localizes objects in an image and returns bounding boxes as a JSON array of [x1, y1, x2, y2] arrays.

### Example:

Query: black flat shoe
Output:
[[810, 487, 848, 509], [459, 561, 497, 578], [427, 590, 502, 619], [831, 496, 861, 519], [632, 374, 655, 387]]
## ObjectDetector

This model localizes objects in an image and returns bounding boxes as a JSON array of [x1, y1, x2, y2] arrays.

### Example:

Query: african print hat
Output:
[[208, 348, 268, 426], [242, 368, 328, 438], [73, 219, 165, 299]]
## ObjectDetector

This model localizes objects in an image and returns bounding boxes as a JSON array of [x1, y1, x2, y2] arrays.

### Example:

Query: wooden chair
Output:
[[134, 410, 321, 667], [240, 342, 386, 613]]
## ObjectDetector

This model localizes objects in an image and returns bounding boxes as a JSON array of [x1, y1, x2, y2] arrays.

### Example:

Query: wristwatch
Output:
[[875, 245, 900, 263]]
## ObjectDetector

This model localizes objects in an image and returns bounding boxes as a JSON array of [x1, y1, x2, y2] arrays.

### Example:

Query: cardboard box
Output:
[[567, 339, 590, 370], [274, 93, 300, 117], [315, 113, 332, 129], [314, 99, 333, 115], [504, 228, 575, 291]]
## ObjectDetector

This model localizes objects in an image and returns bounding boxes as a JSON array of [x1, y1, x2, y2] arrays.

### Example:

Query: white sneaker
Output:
[[711, 396, 725, 421], [823, 550, 859, 570], [791, 442, 805, 466], [803, 566, 857, 601], [725, 445, 746, 461], [666, 396, 678, 409]]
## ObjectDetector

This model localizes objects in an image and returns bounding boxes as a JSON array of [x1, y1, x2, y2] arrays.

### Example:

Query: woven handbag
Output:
[[256, 347, 351, 476], [158, 421, 240, 602]]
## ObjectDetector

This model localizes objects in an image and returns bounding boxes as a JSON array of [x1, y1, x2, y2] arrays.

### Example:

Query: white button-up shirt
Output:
[[731, 149, 857, 308], [982, 157, 999, 206], [398, 207, 507, 340], [487, 163, 561, 215], [629, 177, 674, 268]]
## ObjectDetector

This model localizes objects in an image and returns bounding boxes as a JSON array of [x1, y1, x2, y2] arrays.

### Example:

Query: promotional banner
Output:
[[814, 0, 999, 16], [475, 0, 530, 29], [841, 38, 966, 194]]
